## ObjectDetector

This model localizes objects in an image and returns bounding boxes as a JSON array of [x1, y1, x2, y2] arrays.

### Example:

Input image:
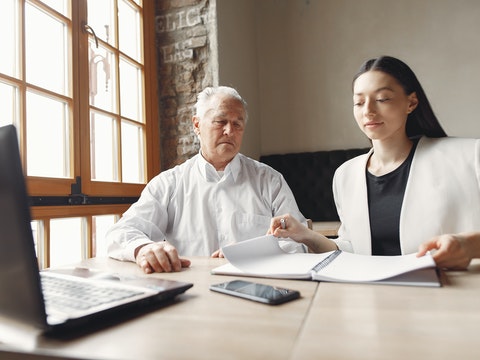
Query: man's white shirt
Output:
[[107, 152, 306, 261]]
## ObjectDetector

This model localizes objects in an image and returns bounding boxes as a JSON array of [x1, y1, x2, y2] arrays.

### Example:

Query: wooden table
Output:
[[312, 221, 341, 237], [1, 257, 480, 360], [292, 262, 480, 360]]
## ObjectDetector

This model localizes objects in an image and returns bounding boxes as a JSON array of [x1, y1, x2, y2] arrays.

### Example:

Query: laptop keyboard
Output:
[[41, 273, 144, 313]]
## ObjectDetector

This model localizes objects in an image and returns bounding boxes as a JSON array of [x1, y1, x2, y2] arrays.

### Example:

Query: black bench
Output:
[[260, 148, 370, 222]]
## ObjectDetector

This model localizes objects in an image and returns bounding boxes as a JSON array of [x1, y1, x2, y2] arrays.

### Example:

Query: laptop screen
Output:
[[0, 125, 48, 329]]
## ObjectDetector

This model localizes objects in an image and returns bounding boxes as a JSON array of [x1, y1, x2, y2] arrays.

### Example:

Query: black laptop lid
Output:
[[0, 124, 48, 329]]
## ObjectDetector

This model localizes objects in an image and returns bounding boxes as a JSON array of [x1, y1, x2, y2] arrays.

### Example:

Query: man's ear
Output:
[[407, 92, 419, 114], [192, 116, 200, 135]]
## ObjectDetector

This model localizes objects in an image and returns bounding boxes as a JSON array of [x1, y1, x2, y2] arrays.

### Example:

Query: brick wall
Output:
[[154, 0, 216, 170]]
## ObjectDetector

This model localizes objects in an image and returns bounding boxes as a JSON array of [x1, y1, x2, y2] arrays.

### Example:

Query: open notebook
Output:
[[0, 124, 193, 338], [212, 235, 441, 287]]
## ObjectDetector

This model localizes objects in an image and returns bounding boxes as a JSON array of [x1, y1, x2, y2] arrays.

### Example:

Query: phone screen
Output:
[[209, 280, 300, 305]]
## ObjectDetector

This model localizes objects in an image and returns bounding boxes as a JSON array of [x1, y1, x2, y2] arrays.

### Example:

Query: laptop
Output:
[[0, 124, 193, 336]]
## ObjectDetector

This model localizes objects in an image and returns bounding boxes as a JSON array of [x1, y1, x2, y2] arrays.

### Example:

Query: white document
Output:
[[212, 235, 441, 287]]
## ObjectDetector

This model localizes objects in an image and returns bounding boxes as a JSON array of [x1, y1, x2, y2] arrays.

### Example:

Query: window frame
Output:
[[25, 0, 160, 197], [0, 0, 161, 268]]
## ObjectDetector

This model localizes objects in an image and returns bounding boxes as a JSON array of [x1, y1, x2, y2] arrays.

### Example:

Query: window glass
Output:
[[31, 220, 44, 268], [90, 111, 118, 182], [118, 0, 141, 62], [0, 81, 17, 128], [25, 3, 69, 96], [89, 41, 117, 113], [92, 215, 117, 257], [119, 58, 143, 121], [121, 121, 144, 183], [50, 218, 84, 267], [87, 0, 116, 46], [26, 91, 71, 178], [41, 0, 69, 16], [0, 0, 18, 77]]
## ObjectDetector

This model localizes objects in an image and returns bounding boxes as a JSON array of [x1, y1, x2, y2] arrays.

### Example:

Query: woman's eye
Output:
[[376, 98, 390, 103]]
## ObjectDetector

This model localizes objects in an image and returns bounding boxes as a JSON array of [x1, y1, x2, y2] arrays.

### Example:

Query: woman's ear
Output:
[[407, 92, 419, 114]]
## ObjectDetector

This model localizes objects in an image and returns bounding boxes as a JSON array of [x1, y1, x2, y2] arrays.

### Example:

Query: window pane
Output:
[[89, 41, 117, 113], [31, 220, 45, 269], [91, 111, 118, 182], [50, 218, 84, 267], [118, 0, 141, 62], [26, 91, 70, 178], [119, 58, 143, 121], [25, 3, 68, 95], [40, 0, 69, 17], [0, 0, 19, 77], [0, 81, 18, 128], [92, 215, 117, 257], [121, 121, 144, 183], [87, 0, 116, 46]]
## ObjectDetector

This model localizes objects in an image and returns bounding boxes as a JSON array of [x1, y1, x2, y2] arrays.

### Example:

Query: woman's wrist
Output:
[[301, 230, 337, 253]]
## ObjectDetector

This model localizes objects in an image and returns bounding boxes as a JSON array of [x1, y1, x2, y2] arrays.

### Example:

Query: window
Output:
[[0, 0, 159, 268]]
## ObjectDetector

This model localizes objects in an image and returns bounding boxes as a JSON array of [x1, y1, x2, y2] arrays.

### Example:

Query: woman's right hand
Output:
[[268, 214, 310, 243], [269, 214, 338, 254]]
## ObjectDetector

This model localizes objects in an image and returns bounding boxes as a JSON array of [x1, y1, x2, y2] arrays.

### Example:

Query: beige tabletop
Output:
[[291, 262, 480, 360], [1, 257, 318, 360], [1, 257, 480, 360]]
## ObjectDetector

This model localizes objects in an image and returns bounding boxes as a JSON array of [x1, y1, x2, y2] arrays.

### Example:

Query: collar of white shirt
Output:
[[197, 151, 241, 183]]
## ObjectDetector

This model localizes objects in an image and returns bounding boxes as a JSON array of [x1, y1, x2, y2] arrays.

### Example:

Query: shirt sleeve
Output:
[[269, 172, 308, 253], [106, 174, 172, 262], [271, 173, 307, 223]]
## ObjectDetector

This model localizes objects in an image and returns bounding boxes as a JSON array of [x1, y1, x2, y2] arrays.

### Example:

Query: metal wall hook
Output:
[[82, 22, 99, 48]]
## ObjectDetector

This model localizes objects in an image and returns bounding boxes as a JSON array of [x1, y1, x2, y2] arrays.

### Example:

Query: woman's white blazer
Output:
[[332, 136, 480, 255]]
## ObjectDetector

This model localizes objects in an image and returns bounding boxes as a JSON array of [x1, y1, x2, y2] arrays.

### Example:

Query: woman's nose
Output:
[[363, 100, 376, 117]]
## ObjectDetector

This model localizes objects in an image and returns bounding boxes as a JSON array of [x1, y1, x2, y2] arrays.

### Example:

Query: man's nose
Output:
[[223, 122, 233, 135]]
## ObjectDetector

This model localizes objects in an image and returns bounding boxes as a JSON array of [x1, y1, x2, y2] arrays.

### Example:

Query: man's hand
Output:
[[211, 249, 224, 258], [135, 241, 191, 274]]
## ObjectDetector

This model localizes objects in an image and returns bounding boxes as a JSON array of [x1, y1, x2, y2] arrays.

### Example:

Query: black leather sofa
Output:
[[260, 148, 370, 222]]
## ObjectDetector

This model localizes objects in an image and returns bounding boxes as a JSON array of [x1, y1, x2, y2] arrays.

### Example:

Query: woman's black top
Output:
[[366, 141, 418, 255]]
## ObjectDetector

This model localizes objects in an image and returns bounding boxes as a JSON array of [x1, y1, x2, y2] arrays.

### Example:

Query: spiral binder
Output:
[[312, 250, 342, 272]]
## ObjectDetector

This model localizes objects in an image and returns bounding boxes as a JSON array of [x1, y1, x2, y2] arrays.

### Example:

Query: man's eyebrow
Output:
[[213, 112, 245, 121], [354, 86, 395, 96]]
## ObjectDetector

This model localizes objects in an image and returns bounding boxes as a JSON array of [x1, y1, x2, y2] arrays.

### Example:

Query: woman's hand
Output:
[[268, 214, 338, 253], [417, 233, 478, 270], [268, 214, 310, 241]]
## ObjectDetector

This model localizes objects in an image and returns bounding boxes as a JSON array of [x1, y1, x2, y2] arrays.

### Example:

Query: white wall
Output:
[[216, 0, 261, 159], [217, 0, 480, 157]]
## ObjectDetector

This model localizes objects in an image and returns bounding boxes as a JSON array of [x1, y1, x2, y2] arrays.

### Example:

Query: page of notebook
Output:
[[220, 235, 331, 278], [218, 235, 439, 287], [312, 250, 436, 282]]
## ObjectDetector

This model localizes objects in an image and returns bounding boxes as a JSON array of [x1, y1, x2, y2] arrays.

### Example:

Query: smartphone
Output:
[[209, 280, 300, 305]]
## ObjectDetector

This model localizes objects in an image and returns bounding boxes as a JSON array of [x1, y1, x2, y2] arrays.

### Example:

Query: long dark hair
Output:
[[353, 56, 447, 138]]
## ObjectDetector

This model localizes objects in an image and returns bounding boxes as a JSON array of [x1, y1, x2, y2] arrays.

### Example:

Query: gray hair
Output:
[[194, 86, 248, 123]]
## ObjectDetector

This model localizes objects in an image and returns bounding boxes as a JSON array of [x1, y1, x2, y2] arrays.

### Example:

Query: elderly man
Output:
[[107, 86, 306, 273]]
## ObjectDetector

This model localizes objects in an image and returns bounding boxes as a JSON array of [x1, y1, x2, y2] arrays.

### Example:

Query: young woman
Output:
[[270, 56, 480, 270]]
